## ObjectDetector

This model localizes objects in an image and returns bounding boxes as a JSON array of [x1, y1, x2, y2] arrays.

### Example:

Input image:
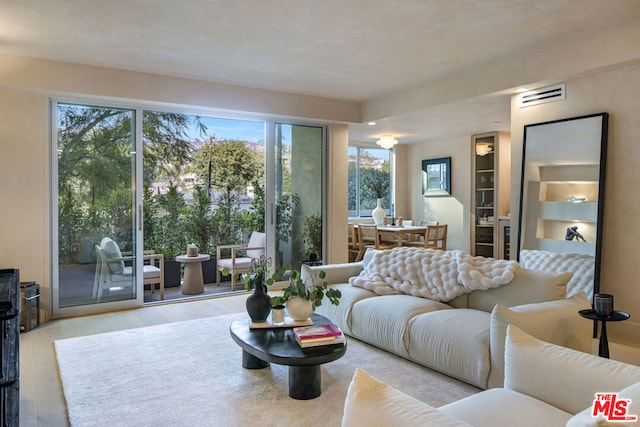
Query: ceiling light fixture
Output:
[[367, 121, 377, 126], [475, 142, 493, 156], [376, 135, 398, 149]]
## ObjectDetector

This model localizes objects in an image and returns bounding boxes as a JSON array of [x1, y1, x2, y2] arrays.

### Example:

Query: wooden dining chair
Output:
[[405, 224, 448, 250], [348, 224, 360, 262], [425, 224, 448, 250], [355, 224, 396, 262]]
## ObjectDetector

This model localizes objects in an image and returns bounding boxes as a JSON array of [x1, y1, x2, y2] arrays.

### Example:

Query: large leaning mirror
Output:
[[517, 113, 608, 299]]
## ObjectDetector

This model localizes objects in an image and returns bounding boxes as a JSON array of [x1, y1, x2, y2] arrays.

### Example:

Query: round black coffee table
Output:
[[229, 313, 347, 399]]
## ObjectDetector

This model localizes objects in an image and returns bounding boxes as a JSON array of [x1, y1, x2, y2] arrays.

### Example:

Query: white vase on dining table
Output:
[[372, 198, 385, 225]]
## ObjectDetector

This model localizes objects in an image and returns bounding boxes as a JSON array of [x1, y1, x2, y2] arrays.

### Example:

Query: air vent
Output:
[[519, 83, 565, 108]]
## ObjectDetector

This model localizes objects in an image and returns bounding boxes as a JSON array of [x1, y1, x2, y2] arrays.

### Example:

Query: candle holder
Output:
[[594, 294, 614, 317]]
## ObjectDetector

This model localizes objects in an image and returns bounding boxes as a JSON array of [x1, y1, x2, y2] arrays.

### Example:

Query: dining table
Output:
[[353, 224, 427, 247], [376, 225, 427, 246]]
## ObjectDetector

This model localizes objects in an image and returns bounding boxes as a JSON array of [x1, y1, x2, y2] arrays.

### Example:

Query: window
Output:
[[348, 146, 392, 217]]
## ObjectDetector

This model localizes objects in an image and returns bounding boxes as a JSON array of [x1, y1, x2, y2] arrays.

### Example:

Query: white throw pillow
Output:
[[468, 267, 571, 313], [505, 326, 640, 415], [487, 292, 592, 389], [246, 231, 265, 259], [341, 368, 472, 427], [100, 237, 125, 275]]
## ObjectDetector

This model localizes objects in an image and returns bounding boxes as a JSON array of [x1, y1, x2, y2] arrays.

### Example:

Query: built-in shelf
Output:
[[471, 131, 510, 259], [521, 169, 599, 257]]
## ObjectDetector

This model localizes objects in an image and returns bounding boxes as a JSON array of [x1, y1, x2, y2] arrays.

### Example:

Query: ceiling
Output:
[[1, 0, 639, 144]]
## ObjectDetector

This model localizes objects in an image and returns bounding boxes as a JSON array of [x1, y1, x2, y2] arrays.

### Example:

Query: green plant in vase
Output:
[[278, 269, 341, 321]]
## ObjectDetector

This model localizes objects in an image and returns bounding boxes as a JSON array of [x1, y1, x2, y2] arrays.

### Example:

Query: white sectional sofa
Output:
[[342, 326, 640, 427], [308, 248, 593, 389]]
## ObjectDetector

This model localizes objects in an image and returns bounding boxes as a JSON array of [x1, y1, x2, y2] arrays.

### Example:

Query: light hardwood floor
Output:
[[20, 293, 249, 427], [20, 294, 640, 426]]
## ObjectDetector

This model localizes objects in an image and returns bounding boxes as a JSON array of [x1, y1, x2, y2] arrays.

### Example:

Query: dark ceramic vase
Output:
[[246, 274, 271, 322]]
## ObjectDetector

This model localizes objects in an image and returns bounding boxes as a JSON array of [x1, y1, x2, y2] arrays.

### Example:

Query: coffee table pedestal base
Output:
[[289, 365, 321, 400], [242, 350, 269, 369]]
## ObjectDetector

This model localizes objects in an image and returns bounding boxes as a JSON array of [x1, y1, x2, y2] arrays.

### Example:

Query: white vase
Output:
[[372, 198, 386, 225], [286, 297, 314, 321]]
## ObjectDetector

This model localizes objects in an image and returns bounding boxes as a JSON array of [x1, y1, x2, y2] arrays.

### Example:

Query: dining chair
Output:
[[405, 224, 448, 250], [356, 224, 395, 262], [348, 224, 360, 262]]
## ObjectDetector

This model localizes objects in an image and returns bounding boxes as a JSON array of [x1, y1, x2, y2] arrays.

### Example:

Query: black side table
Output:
[[579, 309, 630, 358]]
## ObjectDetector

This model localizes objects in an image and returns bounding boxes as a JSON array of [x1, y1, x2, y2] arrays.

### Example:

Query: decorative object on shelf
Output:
[[594, 293, 614, 317], [376, 135, 398, 149], [567, 195, 587, 203], [372, 198, 386, 225], [565, 226, 586, 242], [186, 243, 198, 257], [422, 157, 451, 197], [275, 269, 342, 321]]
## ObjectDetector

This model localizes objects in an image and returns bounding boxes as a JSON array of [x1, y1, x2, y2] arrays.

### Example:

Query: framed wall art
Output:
[[422, 157, 451, 196]]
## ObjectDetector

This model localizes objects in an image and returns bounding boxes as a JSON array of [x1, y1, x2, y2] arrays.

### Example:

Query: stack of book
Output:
[[293, 323, 345, 348]]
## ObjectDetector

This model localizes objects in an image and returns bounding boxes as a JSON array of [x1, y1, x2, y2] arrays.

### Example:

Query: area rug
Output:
[[54, 313, 479, 427]]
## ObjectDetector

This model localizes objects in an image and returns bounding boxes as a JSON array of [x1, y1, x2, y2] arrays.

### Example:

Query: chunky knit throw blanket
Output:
[[349, 247, 518, 302]]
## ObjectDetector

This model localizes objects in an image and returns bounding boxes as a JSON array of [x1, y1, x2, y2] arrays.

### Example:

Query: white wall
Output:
[[510, 64, 640, 345], [406, 135, 472, 252]]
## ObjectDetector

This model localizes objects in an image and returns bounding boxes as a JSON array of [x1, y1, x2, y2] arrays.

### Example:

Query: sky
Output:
[[188, 116, 265, 143]]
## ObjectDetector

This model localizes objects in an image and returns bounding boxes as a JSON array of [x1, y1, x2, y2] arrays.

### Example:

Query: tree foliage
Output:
[[190, 140, 263, 194]]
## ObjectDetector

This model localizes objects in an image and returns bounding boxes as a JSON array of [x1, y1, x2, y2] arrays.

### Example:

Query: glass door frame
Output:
[[266, 121, 327, 272], [51, 99, 144, 318]]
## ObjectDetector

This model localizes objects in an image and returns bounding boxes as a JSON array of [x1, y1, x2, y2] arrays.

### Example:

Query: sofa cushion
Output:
[[100, 237, 125, 275], [313, 283, 377, 336], [468, 267, 571, 313], [407, 309, 491, 389], [350, 295, 452, 358], [342, 368, 472, 427], [505, 325, 640, 415], [300, 262, 364, 286], [439, 388, 572, 427], [567, 382, 640, 427], [487, 292, 592, 389], [519, 249, 595, 301]]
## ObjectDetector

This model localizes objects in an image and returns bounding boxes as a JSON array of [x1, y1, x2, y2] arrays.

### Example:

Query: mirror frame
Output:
[[516, 112, 609, 296], [422, 157, 451, 197]]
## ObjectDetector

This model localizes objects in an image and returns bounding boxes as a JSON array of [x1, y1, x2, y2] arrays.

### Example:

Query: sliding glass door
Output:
[[53, 102, 141, 315], [273, 123, 324, 271]]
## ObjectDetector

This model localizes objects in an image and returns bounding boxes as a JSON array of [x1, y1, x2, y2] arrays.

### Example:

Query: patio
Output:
[[58, 263, 247, 307]]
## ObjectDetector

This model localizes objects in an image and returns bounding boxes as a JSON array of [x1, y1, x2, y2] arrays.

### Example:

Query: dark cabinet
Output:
[[0, 269, 19, 426]]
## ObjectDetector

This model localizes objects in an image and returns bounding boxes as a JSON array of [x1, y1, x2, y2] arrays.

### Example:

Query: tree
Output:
[[56, 105, 198, 262], [190, 140, 263, 194]]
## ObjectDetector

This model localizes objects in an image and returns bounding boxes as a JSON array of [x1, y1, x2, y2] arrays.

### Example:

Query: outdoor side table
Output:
[[579, 309, 630, 358], [176, 254, 209, 295]]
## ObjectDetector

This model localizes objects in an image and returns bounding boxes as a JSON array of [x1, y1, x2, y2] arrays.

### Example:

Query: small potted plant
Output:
[[269, 294, 287, 325], [186, 243, 199, 257], [302, 212, 322, 262], [280, 269, 341, 321]]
